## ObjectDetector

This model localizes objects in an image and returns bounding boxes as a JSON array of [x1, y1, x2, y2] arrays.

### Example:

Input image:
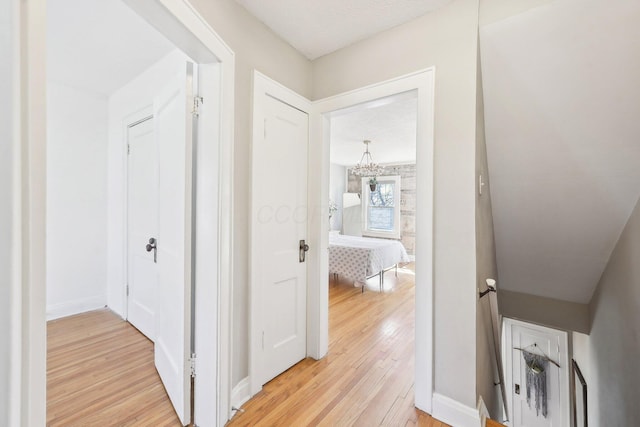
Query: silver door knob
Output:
[[299, 239, 310, 263], [146, 237, 157, 263]]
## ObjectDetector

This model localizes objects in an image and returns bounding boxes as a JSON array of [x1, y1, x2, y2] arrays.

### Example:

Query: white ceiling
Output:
[[481, 0, 640, 303], [330, 91, 417, 166], [47, 0, 175, 96], [233, 0, 453, 60]]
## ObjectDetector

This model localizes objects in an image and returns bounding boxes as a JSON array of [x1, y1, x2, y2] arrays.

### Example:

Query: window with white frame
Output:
[[361, 176, 401, 239]]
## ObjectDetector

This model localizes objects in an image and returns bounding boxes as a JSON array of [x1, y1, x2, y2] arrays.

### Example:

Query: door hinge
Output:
[[192, 96, 204, 117], [264, 119, 267, 139], [262, 331, 265, 350], [190, 353, 197, 378], [127, 143, 130, 155], [126, 284, 129, 296]]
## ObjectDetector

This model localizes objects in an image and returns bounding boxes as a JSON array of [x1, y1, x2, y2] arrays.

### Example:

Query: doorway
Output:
[[46, 1, 197, 421], [310, 69, 435, 412], [328, 90, 418, 262], [502, 318, 570, 427], [326, 91, 418, 398], [37, 0, 235, 425], [238, 71, 432, 422]]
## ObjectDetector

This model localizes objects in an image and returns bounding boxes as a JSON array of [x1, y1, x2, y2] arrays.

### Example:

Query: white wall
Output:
[[313, 0, 480, 411], [329, 163, 345, 232], [106, 49, 192, 317], [46, 83, 108, 319], [498, 290, 589, 334], [572, 196, 640, 425], [189, 0, 313, 388]]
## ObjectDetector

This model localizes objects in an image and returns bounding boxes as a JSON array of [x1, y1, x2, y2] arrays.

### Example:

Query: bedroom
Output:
[[323, 91, 421, 417], [328, 90, 418, 293]]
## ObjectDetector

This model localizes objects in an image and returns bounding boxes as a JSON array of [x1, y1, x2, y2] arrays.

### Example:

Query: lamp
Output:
[[342, 192, 361, 209], [352, 140, 384, 177]]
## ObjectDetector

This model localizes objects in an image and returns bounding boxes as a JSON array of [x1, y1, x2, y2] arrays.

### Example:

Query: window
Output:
[[362, 176, 401, 239]]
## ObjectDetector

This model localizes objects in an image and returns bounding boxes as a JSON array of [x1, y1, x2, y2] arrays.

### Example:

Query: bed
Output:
[[329, 233, 410, 291]]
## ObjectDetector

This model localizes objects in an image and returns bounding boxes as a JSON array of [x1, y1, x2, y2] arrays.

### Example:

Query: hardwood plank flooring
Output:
[[47, 263, 448, 426], [47, 309, 180, 426], [228, 264, 450, 427]]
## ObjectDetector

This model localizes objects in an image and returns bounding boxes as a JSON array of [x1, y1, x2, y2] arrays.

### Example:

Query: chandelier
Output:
[[352, 140, 384, 177]]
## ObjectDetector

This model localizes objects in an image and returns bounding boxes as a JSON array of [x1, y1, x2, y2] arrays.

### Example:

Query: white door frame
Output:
[[502, 317, 570, 426], [249, 71, 313, 395], [1, 1, 23, 424], [309, 69, 436, 413], [17, 1, 236, 426]]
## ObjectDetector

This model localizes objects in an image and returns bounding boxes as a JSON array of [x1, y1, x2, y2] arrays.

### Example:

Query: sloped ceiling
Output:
[[47, 0, 175, 96], [233, 0, 452, 59], [481, 0, 640, 303]]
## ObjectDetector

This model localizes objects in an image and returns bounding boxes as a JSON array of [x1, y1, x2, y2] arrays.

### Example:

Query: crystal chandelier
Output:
[[352, 140, 384, 177]]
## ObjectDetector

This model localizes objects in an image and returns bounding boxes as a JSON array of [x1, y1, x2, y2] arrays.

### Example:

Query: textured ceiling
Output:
[[233, 0, 453, 59], [47, 0, 175, 96], [330, 91, 417, 166], [481, 0, 640, 303]]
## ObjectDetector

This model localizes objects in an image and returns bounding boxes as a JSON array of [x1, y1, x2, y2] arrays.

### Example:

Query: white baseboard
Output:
[[46, 295, 107, 321], [230, 377, 251, 418], [477, 396, 489, 427], [432, 393, 481, 427]]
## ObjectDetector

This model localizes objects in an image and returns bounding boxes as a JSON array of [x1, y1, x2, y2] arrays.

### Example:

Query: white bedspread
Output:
[[329, 234, 409, 284]]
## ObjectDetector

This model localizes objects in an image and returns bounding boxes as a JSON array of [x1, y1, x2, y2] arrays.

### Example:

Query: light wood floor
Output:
[[47, 264, 449, 426], [228, 264, 449, 427], [47, 309, 180, 426]]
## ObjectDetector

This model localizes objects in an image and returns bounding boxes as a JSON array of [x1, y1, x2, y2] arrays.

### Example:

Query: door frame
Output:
[[249, 71, 313, 395], [310, 69, 436, 413], [17, 0, 236, 426], [2, 2, 23, 424], [502, 317, 570, 426]]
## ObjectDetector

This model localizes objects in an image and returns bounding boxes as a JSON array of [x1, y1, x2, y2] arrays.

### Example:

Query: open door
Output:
[[153, 62, 195, 426]]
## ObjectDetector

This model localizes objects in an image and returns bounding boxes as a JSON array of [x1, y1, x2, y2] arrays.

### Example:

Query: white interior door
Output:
[[504, 319, 570, 427], [153, 62, 194, 426], [127, 117, 158, 341], [253, 95, 309, 387]]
